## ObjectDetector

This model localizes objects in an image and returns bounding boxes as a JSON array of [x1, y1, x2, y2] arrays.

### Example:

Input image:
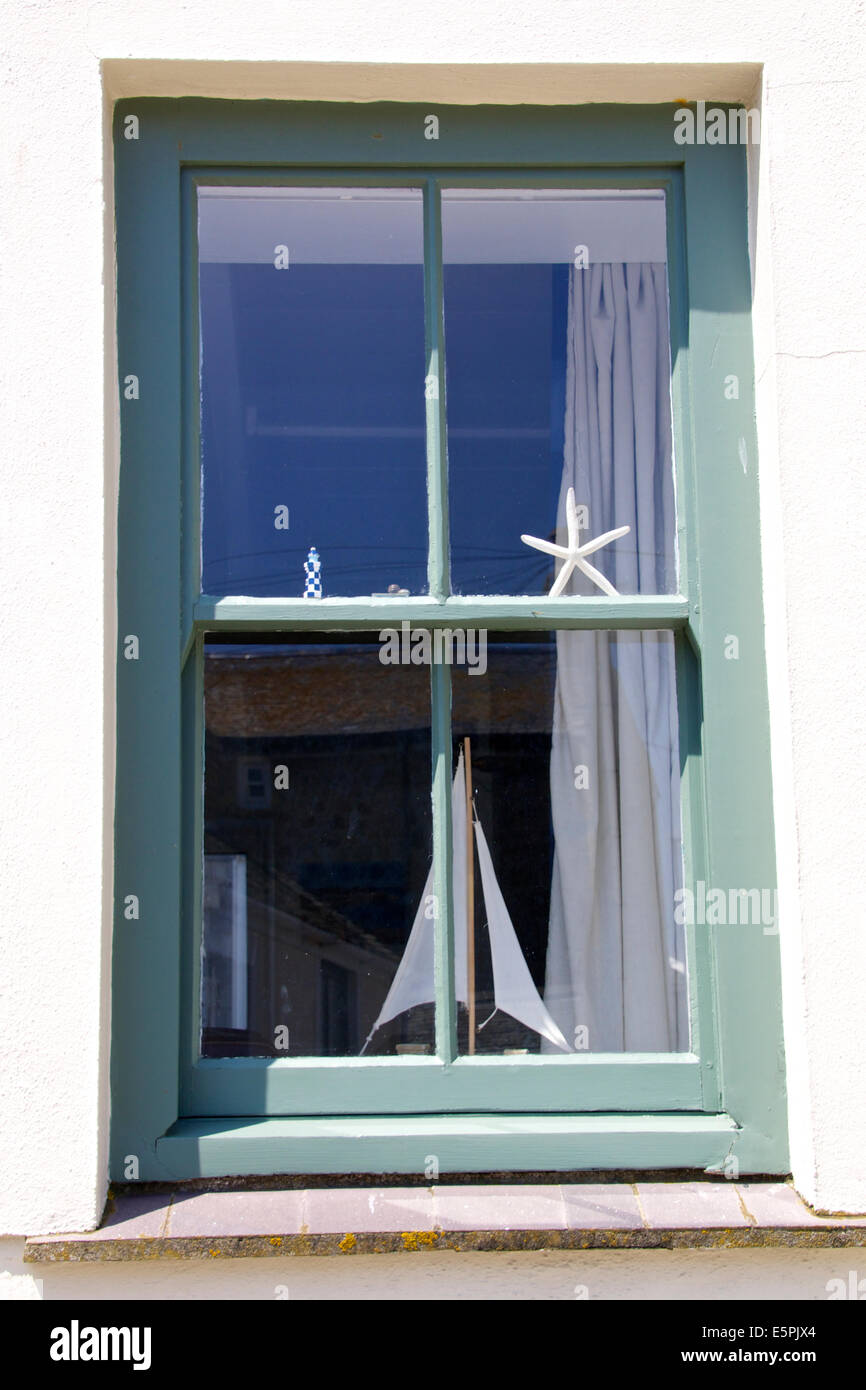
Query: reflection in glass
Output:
[[201, 635, 432, 1057], [202, 855, 248, 1031], [199, 188, 427, 598], [442, 190, 676, 597], [449, 631, 688, 1054]]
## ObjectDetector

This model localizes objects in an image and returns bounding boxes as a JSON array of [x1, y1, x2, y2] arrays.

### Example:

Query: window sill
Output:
[[153, 1113, 739, 1180], [24, 1182, 866, 1262]]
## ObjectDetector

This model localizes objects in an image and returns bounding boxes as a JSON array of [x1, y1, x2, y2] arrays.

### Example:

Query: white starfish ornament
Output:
[[521, 488, 630, 598]]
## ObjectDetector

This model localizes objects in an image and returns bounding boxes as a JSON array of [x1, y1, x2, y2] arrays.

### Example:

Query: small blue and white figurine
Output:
[[303, 546, 323, 599]]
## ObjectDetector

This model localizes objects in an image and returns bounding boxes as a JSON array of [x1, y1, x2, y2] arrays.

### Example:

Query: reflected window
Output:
[[201, 635, 433, 1057]]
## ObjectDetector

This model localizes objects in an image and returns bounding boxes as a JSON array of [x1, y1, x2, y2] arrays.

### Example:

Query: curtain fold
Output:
[[543, 263, 687, 1053]]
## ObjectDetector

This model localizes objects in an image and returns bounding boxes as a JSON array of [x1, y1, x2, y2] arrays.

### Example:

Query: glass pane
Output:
[[199, 187, 427, 598], [442, 190, 676, 597], [201, 634, 433, 1057], [449, 630, 688, 1055]]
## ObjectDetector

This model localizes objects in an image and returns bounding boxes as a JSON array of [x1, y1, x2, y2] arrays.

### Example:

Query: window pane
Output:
[[201, 635, 433, 1057], [449, 629, 687, 1054], [442, 190, 677, 597], [199, 187, 428, 598]]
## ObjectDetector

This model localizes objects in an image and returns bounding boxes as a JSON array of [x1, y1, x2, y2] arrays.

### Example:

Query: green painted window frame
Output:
[[112, 98, 787, 1181]]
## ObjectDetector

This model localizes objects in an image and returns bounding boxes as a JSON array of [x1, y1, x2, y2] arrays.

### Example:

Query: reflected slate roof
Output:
[[204, 647, 556, 738]]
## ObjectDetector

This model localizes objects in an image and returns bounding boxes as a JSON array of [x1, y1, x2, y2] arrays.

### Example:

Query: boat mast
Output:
[[464, 736, 476, 1054]]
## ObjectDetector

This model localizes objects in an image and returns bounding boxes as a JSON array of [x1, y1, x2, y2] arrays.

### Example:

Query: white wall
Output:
[[1, 0, 864, 1272], [1, 1238, 860, 1302]]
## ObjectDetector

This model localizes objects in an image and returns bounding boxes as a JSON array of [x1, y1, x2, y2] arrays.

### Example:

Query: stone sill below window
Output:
[[23, 1181, 866, 1261]]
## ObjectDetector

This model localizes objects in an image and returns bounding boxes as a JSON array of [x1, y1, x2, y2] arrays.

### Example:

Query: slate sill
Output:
[[24, 1182, 866, 1262]]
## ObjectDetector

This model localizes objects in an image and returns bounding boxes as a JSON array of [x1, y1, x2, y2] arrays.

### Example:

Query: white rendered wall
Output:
[[1, 1239, 861, 1302], [1, 1, 864, 1271]]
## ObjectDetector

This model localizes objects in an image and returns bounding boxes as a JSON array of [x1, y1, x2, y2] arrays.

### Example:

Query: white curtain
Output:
[[542, 263, 688, 1052]]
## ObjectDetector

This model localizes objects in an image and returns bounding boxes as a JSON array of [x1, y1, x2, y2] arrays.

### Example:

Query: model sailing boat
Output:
[[362, 740, 572, 1054]]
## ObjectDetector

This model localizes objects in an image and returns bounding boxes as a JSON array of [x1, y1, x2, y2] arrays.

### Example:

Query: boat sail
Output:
[[362, 748, 572, 1054]]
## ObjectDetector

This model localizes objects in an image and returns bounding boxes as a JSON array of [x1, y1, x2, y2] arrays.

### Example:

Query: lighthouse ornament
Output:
[[303, 546, 323, 599]]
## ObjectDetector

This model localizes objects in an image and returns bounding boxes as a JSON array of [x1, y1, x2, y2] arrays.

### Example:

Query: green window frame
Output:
[[112, 98, 787, 1180]]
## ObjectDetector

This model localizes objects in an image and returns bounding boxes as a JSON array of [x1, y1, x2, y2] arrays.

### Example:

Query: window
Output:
[[112, 99, 787, 1179]]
